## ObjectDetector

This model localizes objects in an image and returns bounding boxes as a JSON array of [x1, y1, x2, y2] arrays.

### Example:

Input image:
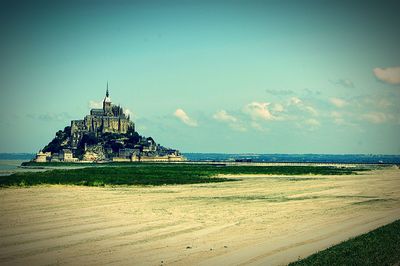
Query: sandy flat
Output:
[[0, 167, 399, 266]]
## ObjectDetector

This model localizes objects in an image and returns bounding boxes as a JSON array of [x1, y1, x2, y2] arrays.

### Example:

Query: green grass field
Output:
[[289, 219, 400, 266], [1, 163, 366, 187]]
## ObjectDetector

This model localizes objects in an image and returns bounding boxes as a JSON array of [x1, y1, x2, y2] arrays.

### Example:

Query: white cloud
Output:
[[213, 110, 246, 131], [250, 121, 268, 132], [289, 97, 318, 116], [213, 110, 237, 123], [295, 118, 320, 131], [289, 97, 302, 105], [304, 106, 318, 116], [89, 100, 102, 109], [304, 118, 320, 127], [375, 98, 392, 109], [373, 67, 400, 84], [329, 97, 348, 108], [333, 118, 346, 125], [330, 111, 346, 125], [230, 124, 247, 132], [358, 97, 393, 109], [361, 112, 390, 124], [124, 108, 133, 117], [243, 102, 275, 121], [272, 103, 284, 113], [173, 108, 198, 127], [330, 111, 342, 119]]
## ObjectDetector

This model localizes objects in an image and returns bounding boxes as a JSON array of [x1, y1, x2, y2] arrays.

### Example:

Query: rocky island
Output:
[[34, 85, 185, 162]]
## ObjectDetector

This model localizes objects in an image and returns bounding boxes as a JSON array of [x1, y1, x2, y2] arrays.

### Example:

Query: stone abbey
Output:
[[35, 84, 185, 163], [71, 84, 134, 148]]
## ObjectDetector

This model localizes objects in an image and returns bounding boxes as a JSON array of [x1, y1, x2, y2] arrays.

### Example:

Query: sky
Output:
[[1, 0, 400, 154]]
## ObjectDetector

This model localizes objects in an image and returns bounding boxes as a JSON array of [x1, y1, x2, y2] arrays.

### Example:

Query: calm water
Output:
[[0, 154, 34, 173], [0, 160, 26, 170], [183, 153, 400, 164], [0, 160, 28, 176]]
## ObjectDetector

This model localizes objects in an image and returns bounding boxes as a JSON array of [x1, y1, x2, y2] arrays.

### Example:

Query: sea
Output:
[[183, 153, 400, 164], [0, 154, 36, 174], [0, 153, 400, 172]]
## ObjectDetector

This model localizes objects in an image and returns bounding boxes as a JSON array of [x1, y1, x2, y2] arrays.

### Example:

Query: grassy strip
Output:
[[289, 219, 400, 266], [2, 164, 363, 187], [0, 166, 229, 186], [21, 162, 368, 174]]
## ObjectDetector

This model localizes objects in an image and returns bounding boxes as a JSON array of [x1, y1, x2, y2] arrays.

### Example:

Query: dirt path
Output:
[[0, 167, 399, 265]]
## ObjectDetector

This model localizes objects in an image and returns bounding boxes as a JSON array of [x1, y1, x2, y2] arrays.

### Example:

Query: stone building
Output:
[[60, 149, 77, 162], [33, 83, 185, 163], [71, 84, 134, 148], [34, 151, 51, 162]]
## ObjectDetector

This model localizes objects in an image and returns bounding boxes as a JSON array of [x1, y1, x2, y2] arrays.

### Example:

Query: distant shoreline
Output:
[[1, 153, 400, 164], [18, 160, 400, 167]]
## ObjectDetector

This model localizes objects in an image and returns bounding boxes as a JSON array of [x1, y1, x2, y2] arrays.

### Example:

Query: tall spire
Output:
[[106, 81, 109, 97]]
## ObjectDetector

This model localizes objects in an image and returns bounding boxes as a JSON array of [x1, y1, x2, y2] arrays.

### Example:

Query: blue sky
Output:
[[1, 0, 400, 153]]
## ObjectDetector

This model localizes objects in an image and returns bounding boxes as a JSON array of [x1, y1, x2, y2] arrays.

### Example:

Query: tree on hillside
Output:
[[43, 127, 70, 153]]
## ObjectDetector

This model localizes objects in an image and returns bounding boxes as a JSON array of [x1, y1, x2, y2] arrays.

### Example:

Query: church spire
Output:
[[106, 81, 109, 97]]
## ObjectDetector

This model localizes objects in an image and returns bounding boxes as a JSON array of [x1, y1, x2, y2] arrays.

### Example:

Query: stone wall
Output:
[[83, 144, 106, 162], [71, 113, 134, 148], [34, 152, 51, 162], [71, 120, 87, 148]]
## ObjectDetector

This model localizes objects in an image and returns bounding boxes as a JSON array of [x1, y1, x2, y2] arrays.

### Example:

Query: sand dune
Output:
[[0, 167, 399, 265]]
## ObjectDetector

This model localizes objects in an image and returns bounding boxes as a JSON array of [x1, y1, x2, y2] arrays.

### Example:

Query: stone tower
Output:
[[103, 82, 112, 116], [70, 83, 135, 148]]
